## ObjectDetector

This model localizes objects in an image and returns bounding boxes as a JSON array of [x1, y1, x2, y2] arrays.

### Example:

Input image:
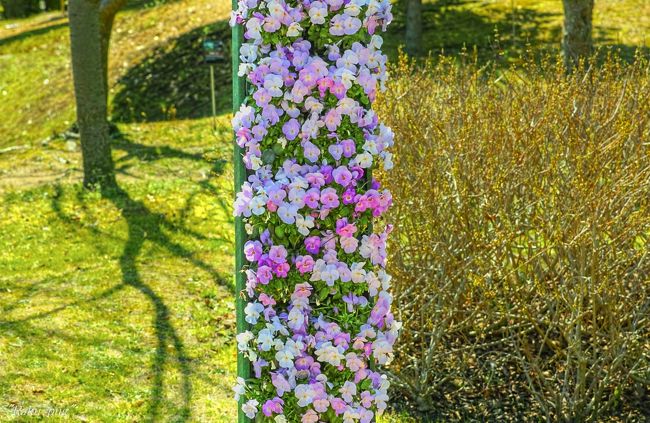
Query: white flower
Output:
[[350, 262, 367, 283], [236, 331, 254, 351], [382, 151, 394, 170], [285, 339, 304, 355], [242, 399, 259, 419], [287, 307, 304, 330], [264, 74, 284, 97], [257, 328, 274, 351], [344, 2, 361, 16], [275, 349, 294, 369], [267, 0, 284, 17], [321, 264, 340, 286], [367, 271, 381, 296], [315, 342, 344, 366], [354, 152, 373, 168], [277, 202, 298, 224], [309, 2, 327, 25], [294, 384, 315, 407], [295, 214, 315, 236], [339, 380, 357, 403], [244, 302, 264, 325], [249, 155, 262, 170], [362, 139, 378, 155], [233, 377, 246, 401], [274, 416, 287, 423], [250, 195, 267, 215], [287, 22, 302, 37], [239, 43, 258, 62]]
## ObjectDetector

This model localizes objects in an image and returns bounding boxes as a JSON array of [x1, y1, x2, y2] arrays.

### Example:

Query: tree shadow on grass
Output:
[[385, 0, 559, 62], [0, 134, 233, 421], [0, 19, 67, 48], [111, 19, 232, 123]]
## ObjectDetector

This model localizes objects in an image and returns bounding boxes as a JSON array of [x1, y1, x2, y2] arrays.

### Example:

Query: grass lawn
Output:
[[0, 0, 647, 421]]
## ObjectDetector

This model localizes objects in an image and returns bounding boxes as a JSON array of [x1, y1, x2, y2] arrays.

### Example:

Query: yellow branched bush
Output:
[[376, 53, 650, 422]]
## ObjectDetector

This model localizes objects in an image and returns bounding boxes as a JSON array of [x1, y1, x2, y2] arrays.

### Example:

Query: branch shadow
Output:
[[0, 19, 67, 48], [1, 127, 233, 420]]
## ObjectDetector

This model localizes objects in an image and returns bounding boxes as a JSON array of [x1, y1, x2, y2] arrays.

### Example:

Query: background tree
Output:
[[68, 0, 126, 188], [1, 0, 40, 18], [562, 0, 594, 69], [44, 0, 66, 11], [405, 0, 422, 56]]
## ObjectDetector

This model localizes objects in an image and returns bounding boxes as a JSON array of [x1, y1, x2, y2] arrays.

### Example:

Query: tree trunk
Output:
[[68, 0, 116, 189], [44, 0, 62, 11], [405, 0, 422, 56], [562, 0, 594, 69]]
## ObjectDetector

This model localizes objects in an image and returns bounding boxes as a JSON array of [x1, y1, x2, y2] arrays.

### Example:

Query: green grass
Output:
[[0, 0, 648, 421], [0, 116, 240, 421]]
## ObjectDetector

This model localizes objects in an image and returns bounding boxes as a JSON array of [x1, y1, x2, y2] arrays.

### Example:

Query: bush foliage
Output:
[[377, 54, 650, 421]]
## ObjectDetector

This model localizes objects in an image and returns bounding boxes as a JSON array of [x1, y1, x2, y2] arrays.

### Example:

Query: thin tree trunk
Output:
[[405, 0, 422, 56], [44, 0, 61, 11], [68, 0, 116, 188], [562, 0, 594, 69]]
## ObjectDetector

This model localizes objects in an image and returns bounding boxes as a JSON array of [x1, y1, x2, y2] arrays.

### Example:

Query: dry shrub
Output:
[[377, 54, 650, 422]]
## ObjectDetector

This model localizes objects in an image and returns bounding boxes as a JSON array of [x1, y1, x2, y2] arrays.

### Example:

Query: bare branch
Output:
[[99, 0, 127, 19]]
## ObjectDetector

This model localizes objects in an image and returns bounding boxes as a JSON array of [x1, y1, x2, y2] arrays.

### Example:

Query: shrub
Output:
[[377, 53, 650, 421]]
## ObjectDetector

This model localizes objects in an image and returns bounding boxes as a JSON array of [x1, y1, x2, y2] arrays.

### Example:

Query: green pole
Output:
[[231, 4, 251, 423]]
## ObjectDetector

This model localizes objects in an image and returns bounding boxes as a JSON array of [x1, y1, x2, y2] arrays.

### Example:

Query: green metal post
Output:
[[232, 4, 251, 423], [210, 64, 217, 131]]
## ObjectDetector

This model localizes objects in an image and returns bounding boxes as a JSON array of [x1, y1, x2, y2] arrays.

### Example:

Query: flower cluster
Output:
[[231, 0, 398, 421]]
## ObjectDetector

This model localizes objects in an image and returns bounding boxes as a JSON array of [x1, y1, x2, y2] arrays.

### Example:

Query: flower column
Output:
[[231, 0, 399, 421]]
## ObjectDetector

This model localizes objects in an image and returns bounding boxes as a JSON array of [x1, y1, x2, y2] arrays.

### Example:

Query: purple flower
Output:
[[303, 141, 321, 163], [262, 397, 284, 417], [269, 245, 288, 263], [304, 236, 321, 254], [328, 143, 343, 161], [271, 372, 291, 397], [282, 118, 300, 140], [257, 265, 273, 284], [244, 240, 263, 262], [332, 166, 353, 187], [304, 188, 320, 208], [341, 138, 356, 157]]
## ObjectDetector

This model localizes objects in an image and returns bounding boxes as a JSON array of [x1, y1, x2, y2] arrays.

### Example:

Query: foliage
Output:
[[376, 53, 650, 421]]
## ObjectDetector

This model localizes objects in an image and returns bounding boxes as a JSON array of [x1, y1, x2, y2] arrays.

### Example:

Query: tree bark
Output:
[[562, 0, 594, 69], [68, 0, 116, 188], [405, 0, 422, 56]]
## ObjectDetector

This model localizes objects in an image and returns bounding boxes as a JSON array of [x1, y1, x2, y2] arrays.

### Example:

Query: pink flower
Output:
[[296, 255, 315, 274], [269, 245, 288, 263], [320, 188, 340, 208], [257, 265, 273, 284], [302, 409, 319, 423]]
